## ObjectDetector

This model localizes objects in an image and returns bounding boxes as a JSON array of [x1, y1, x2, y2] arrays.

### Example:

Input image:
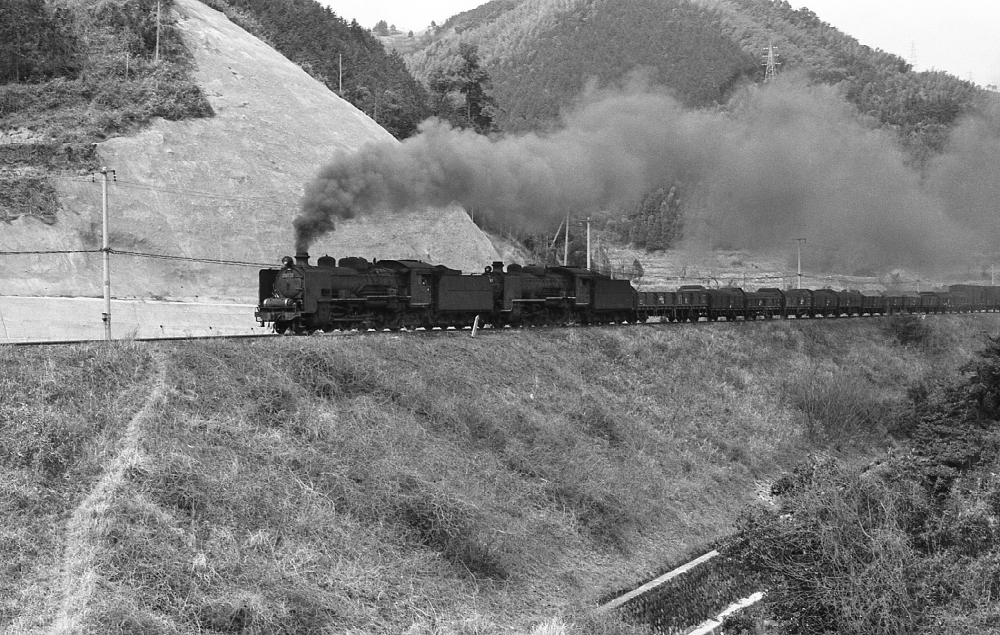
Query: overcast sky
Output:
[[321, 0, 1000, 88]]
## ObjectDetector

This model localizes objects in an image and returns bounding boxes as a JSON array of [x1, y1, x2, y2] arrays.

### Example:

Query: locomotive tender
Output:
[[254, 253, 1000, 334]]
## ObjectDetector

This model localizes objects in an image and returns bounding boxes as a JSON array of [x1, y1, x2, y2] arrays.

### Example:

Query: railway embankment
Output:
[[2, 314, 998, 634]]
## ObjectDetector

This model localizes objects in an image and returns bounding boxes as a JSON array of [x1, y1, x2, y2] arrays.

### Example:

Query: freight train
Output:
[[254, 253, 1000, 334]]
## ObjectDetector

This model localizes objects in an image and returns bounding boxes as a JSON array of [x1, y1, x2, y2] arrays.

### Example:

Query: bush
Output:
[[738, 335, 1000, 633], [786, 370, 894, 443], [883, 315, 933, 347], [737, 460, 925, 635]]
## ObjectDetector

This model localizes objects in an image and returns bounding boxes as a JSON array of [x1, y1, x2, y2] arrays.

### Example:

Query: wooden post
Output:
[[101, 168, 112, 340]]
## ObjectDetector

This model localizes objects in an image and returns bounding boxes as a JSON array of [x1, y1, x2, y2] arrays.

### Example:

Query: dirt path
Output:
[[46, 349, 168, 635]]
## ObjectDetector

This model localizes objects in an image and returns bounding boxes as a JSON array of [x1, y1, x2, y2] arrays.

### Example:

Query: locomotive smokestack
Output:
[[295, 252, 310, 266]]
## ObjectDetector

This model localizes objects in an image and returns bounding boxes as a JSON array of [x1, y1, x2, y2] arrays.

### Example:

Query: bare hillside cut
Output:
[[0, 0, 497, 302]]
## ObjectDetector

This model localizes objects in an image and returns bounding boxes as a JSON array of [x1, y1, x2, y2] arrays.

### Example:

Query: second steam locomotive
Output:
[[255, 253, 1000, 334]]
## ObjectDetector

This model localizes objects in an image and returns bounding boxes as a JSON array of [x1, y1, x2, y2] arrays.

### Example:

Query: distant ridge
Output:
[[405, 0, 981, 150]]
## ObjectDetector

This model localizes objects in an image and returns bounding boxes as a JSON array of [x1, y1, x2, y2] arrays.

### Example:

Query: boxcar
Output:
[[676, 285, 709, 322], [812, 289, 840, 317], [838, 290, 863, 316], [900, 291, 921, 313], [637, 291, 676, 322], [746, 288, 784, 319], [784, 289, 812, 318], [918, 291, 944, 314], [707, 288, 746, 321], [860, 291, 884, 316]]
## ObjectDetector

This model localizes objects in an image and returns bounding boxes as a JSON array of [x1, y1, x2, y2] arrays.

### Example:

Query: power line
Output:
[[0, 249, 103, 255], [0, 248, 271, 267], [17, 174, 294, 205], [114, 179, 291, 204], [110, 249, 271, 268]]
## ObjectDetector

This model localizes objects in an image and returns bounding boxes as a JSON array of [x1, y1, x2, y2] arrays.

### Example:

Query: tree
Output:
[[427, 43, 497, 134], [215, 0, 429, 138], [428, 66, 461, 117], [456, 43, 497, 134], [0, 0, 78, 83], [618, 185, 682, 250]]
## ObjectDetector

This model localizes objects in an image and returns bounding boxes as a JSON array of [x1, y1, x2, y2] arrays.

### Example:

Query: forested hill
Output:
[[404, 0, 983, 160], [200, 0, 429, 138], [406, 0, 759, 133], [705, 0, 981, 162]]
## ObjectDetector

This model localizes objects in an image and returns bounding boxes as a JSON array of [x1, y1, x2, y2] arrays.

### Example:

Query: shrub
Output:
[[737, 461, 925, 635], [786, 370, 894, 443], [740, 335, 1000, 634], [962, 334, 1000, 418], [883, 315, 933, 347]]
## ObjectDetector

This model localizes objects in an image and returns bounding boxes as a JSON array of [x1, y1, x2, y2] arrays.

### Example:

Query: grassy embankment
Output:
[[2, 314, 998, 634]]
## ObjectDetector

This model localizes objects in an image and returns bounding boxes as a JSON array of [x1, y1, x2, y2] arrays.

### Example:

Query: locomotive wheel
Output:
[[274, 320, 289, 334]]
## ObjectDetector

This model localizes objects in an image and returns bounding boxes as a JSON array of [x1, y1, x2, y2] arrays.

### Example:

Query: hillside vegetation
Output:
[[732, 333, 1000, 634], [408, 0, 983, 155], [705, 0, 983, 165], [3, 315, 999, 633], [0, 0, 212, 222], [198, 0, 430, 139], [407, 0, 758, 133]]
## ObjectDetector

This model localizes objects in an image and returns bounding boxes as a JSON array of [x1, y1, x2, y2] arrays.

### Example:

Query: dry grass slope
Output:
[[0, 342, 155, 633], [2, 314, 998, 634]]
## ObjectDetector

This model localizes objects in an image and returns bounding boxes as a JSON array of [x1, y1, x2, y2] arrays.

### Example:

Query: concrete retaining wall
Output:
[[0, 296, 268, 343]]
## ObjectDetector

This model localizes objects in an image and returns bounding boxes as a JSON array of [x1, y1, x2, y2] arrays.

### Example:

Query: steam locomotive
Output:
[[254, 253, 1000, 334]]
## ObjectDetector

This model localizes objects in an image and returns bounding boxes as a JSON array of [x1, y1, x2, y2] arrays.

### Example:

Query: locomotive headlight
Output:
[[281, 256, 294, 269]]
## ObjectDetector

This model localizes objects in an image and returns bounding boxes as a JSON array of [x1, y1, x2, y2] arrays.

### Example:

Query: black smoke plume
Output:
[[296, 75, 997, 273], [295, 85, 714, 253]]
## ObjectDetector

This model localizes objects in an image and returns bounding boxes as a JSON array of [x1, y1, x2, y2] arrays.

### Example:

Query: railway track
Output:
[[2, 307, 983, 347]]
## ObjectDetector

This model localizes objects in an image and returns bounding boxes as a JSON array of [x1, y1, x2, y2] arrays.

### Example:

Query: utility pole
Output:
[[339, 54, 343, 94], [563, 212, 570, 266], [796, 238, 806, 289], [155, 0, 161, 63], [99, 167, 115, 341], [586, 216, 591, 270]]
